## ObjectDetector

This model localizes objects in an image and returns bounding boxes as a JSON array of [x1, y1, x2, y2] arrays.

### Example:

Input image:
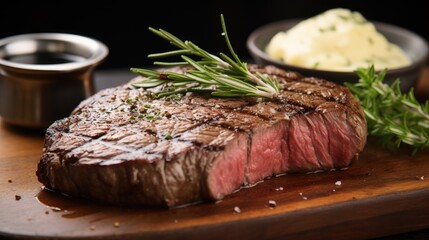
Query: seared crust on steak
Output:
[[37, 65, 366, 207]]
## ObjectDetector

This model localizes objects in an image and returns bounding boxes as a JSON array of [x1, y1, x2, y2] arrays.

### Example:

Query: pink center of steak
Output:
[[207, 109, 362, 199], [304, 113, 333, 169], [247, 121, 288, 183], [206, 133, 247, 199]]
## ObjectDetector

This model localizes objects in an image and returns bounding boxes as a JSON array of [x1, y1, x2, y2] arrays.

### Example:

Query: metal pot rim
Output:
[[0, 33, 109, 72]]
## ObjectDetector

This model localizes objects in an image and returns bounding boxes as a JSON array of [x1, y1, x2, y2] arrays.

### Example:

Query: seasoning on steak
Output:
[[36, 65, 367, 207]]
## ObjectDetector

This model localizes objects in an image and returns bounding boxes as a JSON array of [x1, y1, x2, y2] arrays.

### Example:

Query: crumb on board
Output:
[[51, 207, 61, 212], [233, 206, 241, 213], [90, 225, 96, 231], [8, 179, 12, 183], [113, 222, 120, 228], [335, 180, 342, 186], [268, 200, 277, 208], [415, 176, 425, 180], [15, 195, 21, 201], [275, 187, 284, 191], [299, 192, 308, 200], [333, 189, 336, 192], [45, 210, 49, 215]]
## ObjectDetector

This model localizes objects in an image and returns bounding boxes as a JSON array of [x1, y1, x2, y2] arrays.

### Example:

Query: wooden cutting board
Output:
[[1, 68, 429, 240]]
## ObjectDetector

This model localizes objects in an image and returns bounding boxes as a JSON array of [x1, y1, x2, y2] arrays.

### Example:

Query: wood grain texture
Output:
[[1, 68, 429, 240]]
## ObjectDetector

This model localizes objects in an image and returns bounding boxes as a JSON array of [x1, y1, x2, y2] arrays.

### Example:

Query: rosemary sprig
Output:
[[345, 65, 429, 154], [130, 14, 280, 98]]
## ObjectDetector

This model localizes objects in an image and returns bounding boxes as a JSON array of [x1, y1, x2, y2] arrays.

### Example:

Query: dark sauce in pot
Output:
[[5, 52, 86, 65]]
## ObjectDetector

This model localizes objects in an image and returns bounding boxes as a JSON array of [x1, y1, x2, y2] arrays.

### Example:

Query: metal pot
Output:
[[0, 33, 108, 128]]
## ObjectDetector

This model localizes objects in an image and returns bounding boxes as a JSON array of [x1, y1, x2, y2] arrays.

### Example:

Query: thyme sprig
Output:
[[130, 14, 280, 98], [345, 65, 429, 154]]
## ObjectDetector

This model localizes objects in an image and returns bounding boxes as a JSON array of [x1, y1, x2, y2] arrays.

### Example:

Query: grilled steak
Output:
[[36, 65, 367, 207]]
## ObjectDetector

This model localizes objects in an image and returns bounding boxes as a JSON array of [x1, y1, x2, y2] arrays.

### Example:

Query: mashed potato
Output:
[[265, 8, 410, 71]]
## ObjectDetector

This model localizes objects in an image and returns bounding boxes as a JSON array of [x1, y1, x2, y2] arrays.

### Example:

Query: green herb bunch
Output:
[[131, 14, 279, 99], [345, 66, 429, 154]]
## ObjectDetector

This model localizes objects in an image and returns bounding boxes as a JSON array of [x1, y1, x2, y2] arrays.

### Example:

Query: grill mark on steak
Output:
[[282, 81, 347, 103], [37, 64, 367, 207]]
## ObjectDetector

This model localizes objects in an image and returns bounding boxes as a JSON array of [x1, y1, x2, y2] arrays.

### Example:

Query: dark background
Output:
[[1, 1, 427, 70], [1, 2, 428, 239]]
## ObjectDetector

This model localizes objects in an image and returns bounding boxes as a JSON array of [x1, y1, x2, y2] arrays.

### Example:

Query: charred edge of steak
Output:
[[37, 65, 367, 207]]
